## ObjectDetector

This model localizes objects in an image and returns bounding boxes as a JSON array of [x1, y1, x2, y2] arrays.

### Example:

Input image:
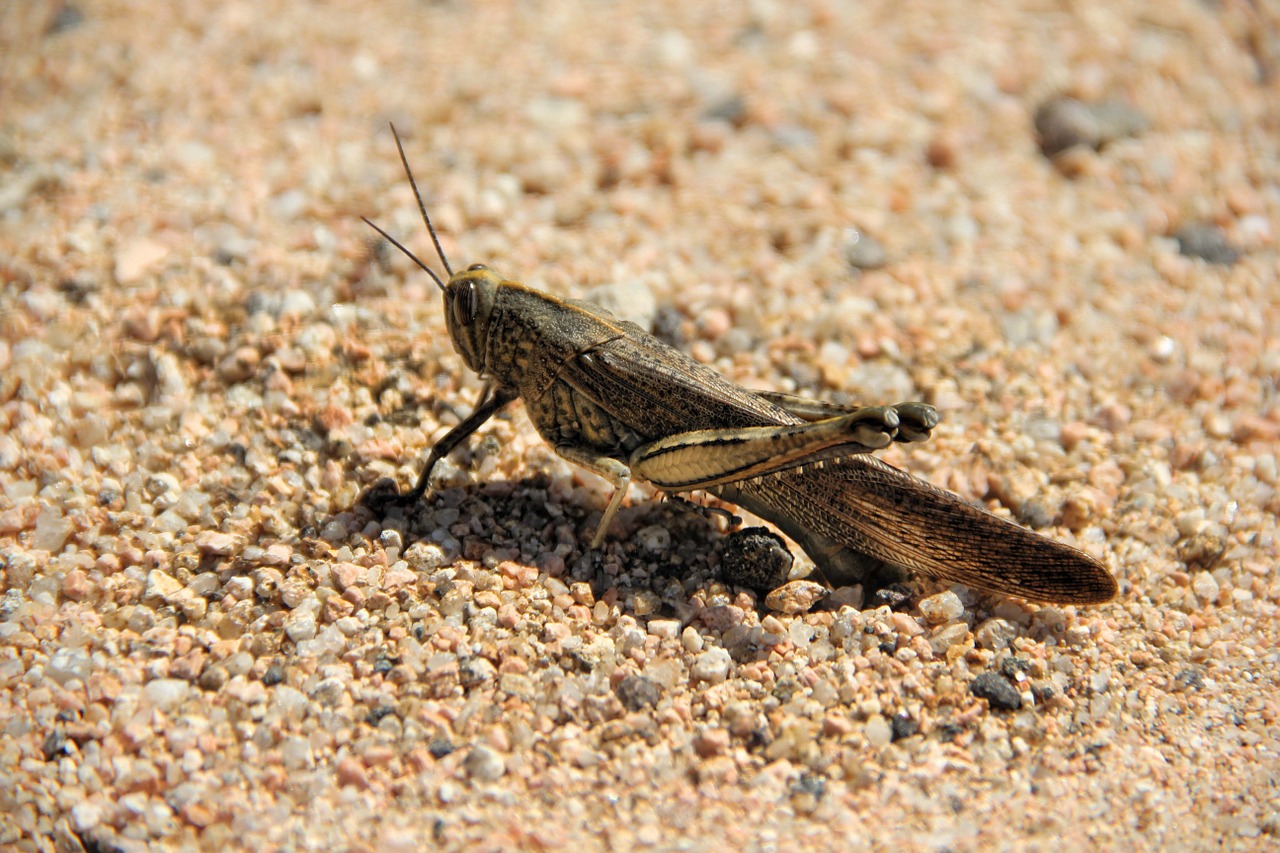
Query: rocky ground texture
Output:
[[1, 0, 1277, 850]]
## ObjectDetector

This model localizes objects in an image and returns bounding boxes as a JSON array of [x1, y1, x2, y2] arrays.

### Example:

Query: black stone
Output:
[[971, 672, 1023, 711]]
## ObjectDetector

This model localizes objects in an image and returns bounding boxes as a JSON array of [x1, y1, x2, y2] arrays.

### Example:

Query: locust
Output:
[[362, 126, 1117, 606]]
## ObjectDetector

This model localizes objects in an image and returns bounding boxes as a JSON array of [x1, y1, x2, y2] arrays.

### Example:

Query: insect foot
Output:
[[890, 402, 940, 443]]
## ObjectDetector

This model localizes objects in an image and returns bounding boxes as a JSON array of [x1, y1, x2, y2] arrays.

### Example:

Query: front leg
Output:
[[403, 384, 519, 502], [754, 390, 940, 443], [628, 405, 906, 492]]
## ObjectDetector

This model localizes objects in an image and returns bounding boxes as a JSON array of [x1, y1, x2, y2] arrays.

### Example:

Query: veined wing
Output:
[[733, 456, 1116, 604], [553, 323, 801, 437]]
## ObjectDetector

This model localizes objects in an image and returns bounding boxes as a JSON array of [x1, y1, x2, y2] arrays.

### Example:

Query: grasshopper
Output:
[[363, 126, 1117, 606]]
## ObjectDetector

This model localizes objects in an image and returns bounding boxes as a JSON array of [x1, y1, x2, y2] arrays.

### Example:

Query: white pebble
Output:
[[929, 622, 971, 655], [918, 591, 965, 624], [71, 801, 103, 832], [1192, 572, 1220, 603], [635, 524, 672, 552], [0, 434, 20, 469], [144, 678, 190, 710], [272, 685, 308, 718], [691, 648, 732, 684], [224, 651, 254, 677], [281, 735, 313, 770], [32, 505, 73, 553], [145, 570, 183, 600], [648, 619, 681, 640], [464, 745, 506, 782], [974, 618, 1018, 650], [320, 520, 349, 543], [280, 289, 317, 317], [864, 714, 892, 749], [46, 647, 91, 685], [285, 612, 317, 643], [788, 620, 815, 647], [297, 625, 345, 658]]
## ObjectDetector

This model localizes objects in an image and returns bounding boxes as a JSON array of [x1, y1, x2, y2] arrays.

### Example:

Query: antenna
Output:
[[360, 123, 455, 292], [391, 122, 453, 278], [360, 216, 445, 291]]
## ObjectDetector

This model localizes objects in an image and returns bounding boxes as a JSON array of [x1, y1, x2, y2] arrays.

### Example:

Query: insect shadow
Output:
[[356, 474, 735, 592], [354, 471, 927, 618]]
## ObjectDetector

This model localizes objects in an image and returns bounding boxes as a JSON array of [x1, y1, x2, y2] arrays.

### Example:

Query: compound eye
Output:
[[452, 280, 477, 326], [466, 263, 488, 272]]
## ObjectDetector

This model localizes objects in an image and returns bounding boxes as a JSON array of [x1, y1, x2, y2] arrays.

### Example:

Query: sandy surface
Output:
[[2, 0, 1278, 850]]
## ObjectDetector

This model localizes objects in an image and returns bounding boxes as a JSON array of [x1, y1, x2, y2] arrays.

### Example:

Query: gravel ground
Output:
[[2, 0, 1278, 850]]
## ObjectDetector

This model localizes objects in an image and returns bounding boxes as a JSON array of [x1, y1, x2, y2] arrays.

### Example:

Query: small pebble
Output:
[[616, 675, 662, 711], [195, 531, 238, 556], [971, 672, 1023, 711], [634, 524, 672, 552], [918, 590, 964, 624], [144, 678, 191, 711], [31, 506, 73, 553], [582, 279, 658, 332], [871, 584, 913, 610], [115, 238, 169, 284], [335, 757, 370, 789], [47, 648, 91, 684], [1034, 96, 1147, 157], [1173, 224, 1240, 265], [648, 619, 681, 639], [974, 618, 1019, 650], [62, 569, 92, 600], [764, 580, 827, 614], [843, 228, 888, 270], [864, 714, 892, 749], [760, 614, 786, 638], [693, 727, 731, 757], [699, 605, 744, 633], [463, 745, 506, 782], [282, 735, 313, 769], [285, 611, 317, 643], [890, 712, 919, 741], [71, 801, 103, 832], [146, 570, 183, 600], [1178, 532, 1227, 572], [690, 648, 732, 684], [929, 622, 971, 655], [1191, 571, 1221, 604]]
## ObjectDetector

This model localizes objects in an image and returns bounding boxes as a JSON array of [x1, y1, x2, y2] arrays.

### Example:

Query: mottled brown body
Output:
[[364, 126, 1118, 606], [486, 283, 787, 451]]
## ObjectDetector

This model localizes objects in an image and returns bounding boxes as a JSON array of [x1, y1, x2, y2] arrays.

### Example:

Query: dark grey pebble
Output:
[[890, 712, 919, 741], [971, 671, 1023, 711], [616, 674, 663, 711], [1034, 96, 1147, 157], [1174, 224, 1240, 265]]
